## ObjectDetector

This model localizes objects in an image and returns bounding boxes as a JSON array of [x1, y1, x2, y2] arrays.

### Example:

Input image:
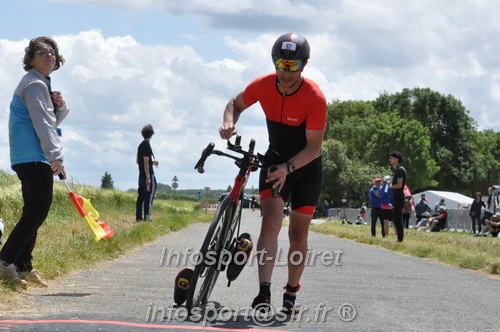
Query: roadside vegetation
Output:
[[310, 219, 500, 276], [1, 167, 498, 310], [0, 170, 212, 304]]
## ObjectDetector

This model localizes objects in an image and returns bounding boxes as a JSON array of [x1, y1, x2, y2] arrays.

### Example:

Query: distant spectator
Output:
[[136, 124, 159, 222], [402, 196, 412, 229], [359, 203, 367, 222], [426, 206, 448, 232], [416, 212, 432, 229], [323, 200, 330, 218], [470, 192, 486, 235], [433, 199, 445, 216], [420, 194, 428, 203], [476, 212, 500, 237], [388, 151, 406, 242], [380, 175, 393, 237], [415, 198, 432, 223], [356, 215, 366, 225], [481, 187, 497, 228], [369, 178, 385, 237]]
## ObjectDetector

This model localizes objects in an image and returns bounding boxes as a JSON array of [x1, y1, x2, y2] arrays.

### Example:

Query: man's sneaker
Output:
[[18, 269, 48, 287], [252, 294, 271, 314], [0, 261, 27, 287]]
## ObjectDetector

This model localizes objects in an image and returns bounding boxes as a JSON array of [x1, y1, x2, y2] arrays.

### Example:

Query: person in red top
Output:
[[219, 32, 327, 314], [427, 206, 448, 232]]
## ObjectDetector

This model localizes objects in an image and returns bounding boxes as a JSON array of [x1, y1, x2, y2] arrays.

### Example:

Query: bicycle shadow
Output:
[[172, 301, 297, 329]]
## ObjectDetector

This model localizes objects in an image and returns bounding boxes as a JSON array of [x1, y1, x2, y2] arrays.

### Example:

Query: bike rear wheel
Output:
[[186, 198, 234, 310]]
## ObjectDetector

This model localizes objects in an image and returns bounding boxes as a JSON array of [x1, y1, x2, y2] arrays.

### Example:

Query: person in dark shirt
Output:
[[470, 192, 486, 234], [388, 151, 407, 242], [415, 198, 432, 223], [135, 124, 159, 222]]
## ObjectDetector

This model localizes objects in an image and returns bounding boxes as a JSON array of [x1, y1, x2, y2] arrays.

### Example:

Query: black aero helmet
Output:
[[271, 32, 310, 61]]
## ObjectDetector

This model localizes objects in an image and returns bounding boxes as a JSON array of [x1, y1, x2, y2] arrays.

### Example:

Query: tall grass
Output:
[[0, 170, 211, 298], [310, 220, 500, 276]]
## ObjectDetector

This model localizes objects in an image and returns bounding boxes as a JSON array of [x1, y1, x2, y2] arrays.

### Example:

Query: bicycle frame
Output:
[[195, 136, 264, 249], [220, 155, 255, 242], [186, 136, 267, 310]]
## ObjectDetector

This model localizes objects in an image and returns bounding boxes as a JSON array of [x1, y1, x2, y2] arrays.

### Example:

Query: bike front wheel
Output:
[[186, 198, 234, 310]]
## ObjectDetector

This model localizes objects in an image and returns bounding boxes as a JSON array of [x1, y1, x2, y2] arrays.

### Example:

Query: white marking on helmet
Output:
[[281, 41, 297, 51]]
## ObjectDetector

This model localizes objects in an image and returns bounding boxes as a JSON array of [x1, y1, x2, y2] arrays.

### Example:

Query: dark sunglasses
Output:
[[37, 49, 56, 57]]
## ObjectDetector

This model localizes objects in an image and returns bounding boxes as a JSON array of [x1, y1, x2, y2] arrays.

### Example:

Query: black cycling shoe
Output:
[[173, 267, 193, 305], [252, 294, 272, 314], [282, 293, 299, 314]]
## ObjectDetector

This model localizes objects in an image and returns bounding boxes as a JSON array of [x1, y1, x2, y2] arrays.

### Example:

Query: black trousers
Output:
[[136, 174, 157, 220], [471, 215, 482, 234], [402, 213, 410, 228], [392, 199, 405, 242], [0, 162, 53, 272], [370, 207, 385, 237]]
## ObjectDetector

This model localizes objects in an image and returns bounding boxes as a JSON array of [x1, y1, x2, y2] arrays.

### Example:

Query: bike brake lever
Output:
[[234, 135, 241, 150], [194, 142, 215, 174], [248, 139, 255, 155]]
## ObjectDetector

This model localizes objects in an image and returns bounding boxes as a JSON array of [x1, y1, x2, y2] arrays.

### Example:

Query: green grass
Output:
[[0, 170, 212, 305], [310, 219, 500, 276]]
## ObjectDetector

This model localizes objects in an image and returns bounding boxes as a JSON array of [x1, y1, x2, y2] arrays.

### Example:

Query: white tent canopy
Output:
[[413, 190, 474, 210]]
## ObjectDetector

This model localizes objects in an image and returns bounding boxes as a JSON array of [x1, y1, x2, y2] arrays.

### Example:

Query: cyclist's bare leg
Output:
[[257, 197, 285, 283], [286, 210, 312, 294]]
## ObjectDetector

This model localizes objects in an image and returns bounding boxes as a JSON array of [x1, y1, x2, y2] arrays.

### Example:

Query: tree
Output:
[[101, 171, 114, 190], [326, 100, 378, 161], [321, 138, 350, 205], [373, 88, 476, 192], [365, 111, 439, 192], [322, 138, 392, 208], [467, 129, 500, 194]]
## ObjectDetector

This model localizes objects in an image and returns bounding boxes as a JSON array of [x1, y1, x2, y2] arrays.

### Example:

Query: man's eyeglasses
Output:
[[273, 57, 304, 72], [37, 49, 56, 57]]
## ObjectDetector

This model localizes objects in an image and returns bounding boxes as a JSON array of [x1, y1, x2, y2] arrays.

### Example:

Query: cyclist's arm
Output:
[[266, 128, 325, 189], [219, 92, 249, 139], [286, 128, 324, 171]]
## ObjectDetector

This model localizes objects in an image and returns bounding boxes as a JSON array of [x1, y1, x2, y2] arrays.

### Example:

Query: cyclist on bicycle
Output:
[[219, 32, 327, 313]]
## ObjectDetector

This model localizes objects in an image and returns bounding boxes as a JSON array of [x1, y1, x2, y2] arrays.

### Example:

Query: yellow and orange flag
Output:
[[60, 175, 114, 241]]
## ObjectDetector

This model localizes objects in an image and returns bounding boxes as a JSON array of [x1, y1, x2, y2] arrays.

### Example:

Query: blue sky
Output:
[[1, 0, 499, 192]]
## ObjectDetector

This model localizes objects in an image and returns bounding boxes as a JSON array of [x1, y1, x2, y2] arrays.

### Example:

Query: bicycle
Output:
[[174, 136, 272, 311]]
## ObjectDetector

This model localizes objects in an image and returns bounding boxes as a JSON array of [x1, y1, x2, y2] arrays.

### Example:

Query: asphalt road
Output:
[[1, 208, 499, 331]]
